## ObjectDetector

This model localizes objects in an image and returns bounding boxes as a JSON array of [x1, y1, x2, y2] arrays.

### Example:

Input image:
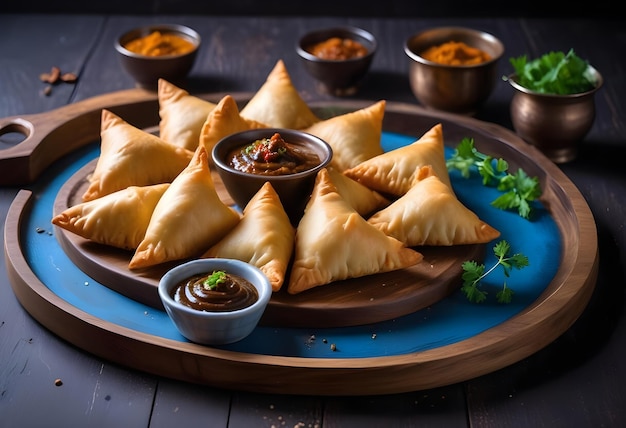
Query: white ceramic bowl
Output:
[[158, 258, 272, 345]]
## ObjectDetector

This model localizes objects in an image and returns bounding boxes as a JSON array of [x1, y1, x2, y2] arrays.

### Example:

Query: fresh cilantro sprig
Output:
[[461, 240, 529, 304], [203, 270, 227, 290], [507, 49, 596, 95], [446, 137, 542, 219]]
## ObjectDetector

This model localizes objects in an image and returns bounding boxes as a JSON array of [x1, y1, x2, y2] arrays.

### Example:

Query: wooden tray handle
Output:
[[0, 89, 158, 186]]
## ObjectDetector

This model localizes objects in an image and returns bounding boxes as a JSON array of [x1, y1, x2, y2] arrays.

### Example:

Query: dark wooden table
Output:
[[1, 13, 625, 428]]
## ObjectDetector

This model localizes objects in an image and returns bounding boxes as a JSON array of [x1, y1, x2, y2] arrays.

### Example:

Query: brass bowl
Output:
[[404, 27, 504, 115], [507, 67, 603, 163]]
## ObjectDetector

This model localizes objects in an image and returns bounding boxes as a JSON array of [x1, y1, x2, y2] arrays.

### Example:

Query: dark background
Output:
[[1, 0, 615, 18]]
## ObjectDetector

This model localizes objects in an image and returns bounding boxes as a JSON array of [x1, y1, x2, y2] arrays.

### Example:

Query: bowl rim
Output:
[[158, 258, 272, 318], [505, 66, 603, 98], [211, 128, 333, 180], [295, 26, 378, 63], [115, 23, 201, 59], [404, 26, 504, 68]]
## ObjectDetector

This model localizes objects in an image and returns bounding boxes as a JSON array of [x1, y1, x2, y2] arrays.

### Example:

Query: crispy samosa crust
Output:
[[343, 123, 452, 196], [52, 183, 169, 251], [240, 59, 320, 129], [129, 146, 240, 269], [367, 166, 500, 246], [303, 100, 386, 172], [203, 182, 295, 291], [158, 79, 217, 151], [288, 168, 423, 294], [82, 109, 193, 202]]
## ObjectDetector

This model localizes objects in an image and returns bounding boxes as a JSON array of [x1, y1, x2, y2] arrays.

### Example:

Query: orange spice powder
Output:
[[421, 41, 491, 65], [124, 31, 195, 57]]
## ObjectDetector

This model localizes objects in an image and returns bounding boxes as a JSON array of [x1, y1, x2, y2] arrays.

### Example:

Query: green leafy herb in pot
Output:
[[506, 49, 596, 95]]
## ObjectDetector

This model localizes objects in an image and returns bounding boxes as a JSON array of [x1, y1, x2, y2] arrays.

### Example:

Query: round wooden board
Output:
[[52, 158, 483, 328], [3, 91, 598, 395]]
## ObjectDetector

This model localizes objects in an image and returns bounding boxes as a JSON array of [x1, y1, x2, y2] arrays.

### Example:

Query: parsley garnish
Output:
[[203, 270, 227, 290], [446, 137, 542, 219], [461, 240, 529, 304], [507, 49, 596, 95]]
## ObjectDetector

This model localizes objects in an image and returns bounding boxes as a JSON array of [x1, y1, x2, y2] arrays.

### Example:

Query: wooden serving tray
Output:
[[53, 158, 483, 328], [3, 90, 598, 395]]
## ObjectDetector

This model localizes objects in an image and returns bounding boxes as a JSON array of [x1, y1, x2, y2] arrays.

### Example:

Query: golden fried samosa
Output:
[[240, 59, 320, 129], [82, 109, 194, 202], [302, 100, 386, 172], [287, 168, 423, 295], [326, 166, 389, 216], [52, 183, 169, 251], [203, 182, 295, 291], [198, 95, 268, 161], [129, 147, 240, 270], [343, 123, 452, 196], [367, 166, 500, 246], [158, 79, 217, 151]]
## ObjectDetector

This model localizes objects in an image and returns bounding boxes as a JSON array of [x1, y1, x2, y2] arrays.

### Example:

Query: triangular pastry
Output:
[[52, 183, 169, 251], [198, 95, 268, 162], [240, 59, 320, 129], [129, 146, 240, 269], [326, 166, 389, 216], [203, 182, 295, 291], [287, 168, 423, 294], [158, 79, 217, 151], [343, 123, 452, 196], [367, 166, 500, 246], [302, 100, 386, 172], [82, 109, 194, 202]]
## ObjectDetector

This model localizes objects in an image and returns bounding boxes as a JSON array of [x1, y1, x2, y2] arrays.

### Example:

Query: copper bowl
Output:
[[404, 27, 504, 115], [115, 23, 201, 89], [507, 67, 603, 163]]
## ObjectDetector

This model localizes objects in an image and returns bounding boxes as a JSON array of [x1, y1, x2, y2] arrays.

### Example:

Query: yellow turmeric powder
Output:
[[421, 41, 491, 65], [124, 31, 195, 56]]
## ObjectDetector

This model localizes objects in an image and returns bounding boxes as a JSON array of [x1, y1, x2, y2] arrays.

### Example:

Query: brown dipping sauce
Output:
[[306, 37, 368, 60], [124, 31, 195, 56], [171, 271, 258, 312], [227, 132, 321, 176]]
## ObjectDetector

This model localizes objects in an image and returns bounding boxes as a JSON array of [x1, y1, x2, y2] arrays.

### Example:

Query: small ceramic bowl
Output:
[[506, 67, 603, 163], [404, 27, 504, 115], [212, 128, 333, 224], [158, 258, 272, 345], [115, 23, 201, 89], [296, 26, 377, 96]]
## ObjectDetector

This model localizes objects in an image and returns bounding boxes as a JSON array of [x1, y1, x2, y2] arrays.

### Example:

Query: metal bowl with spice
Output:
[[115, 23, 201, 89], [296, 26, 377, 96], [404, 27, 504, 115]]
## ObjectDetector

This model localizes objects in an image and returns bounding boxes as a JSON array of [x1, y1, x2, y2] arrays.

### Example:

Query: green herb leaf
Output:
[[446, 137, 542, 219], [461, 240, 529, 303], [203, 270, 227, 290], [508, 49, 596, 95]]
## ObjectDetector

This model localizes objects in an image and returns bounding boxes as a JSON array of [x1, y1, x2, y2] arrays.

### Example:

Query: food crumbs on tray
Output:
[[54, 378, 63, 386]]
